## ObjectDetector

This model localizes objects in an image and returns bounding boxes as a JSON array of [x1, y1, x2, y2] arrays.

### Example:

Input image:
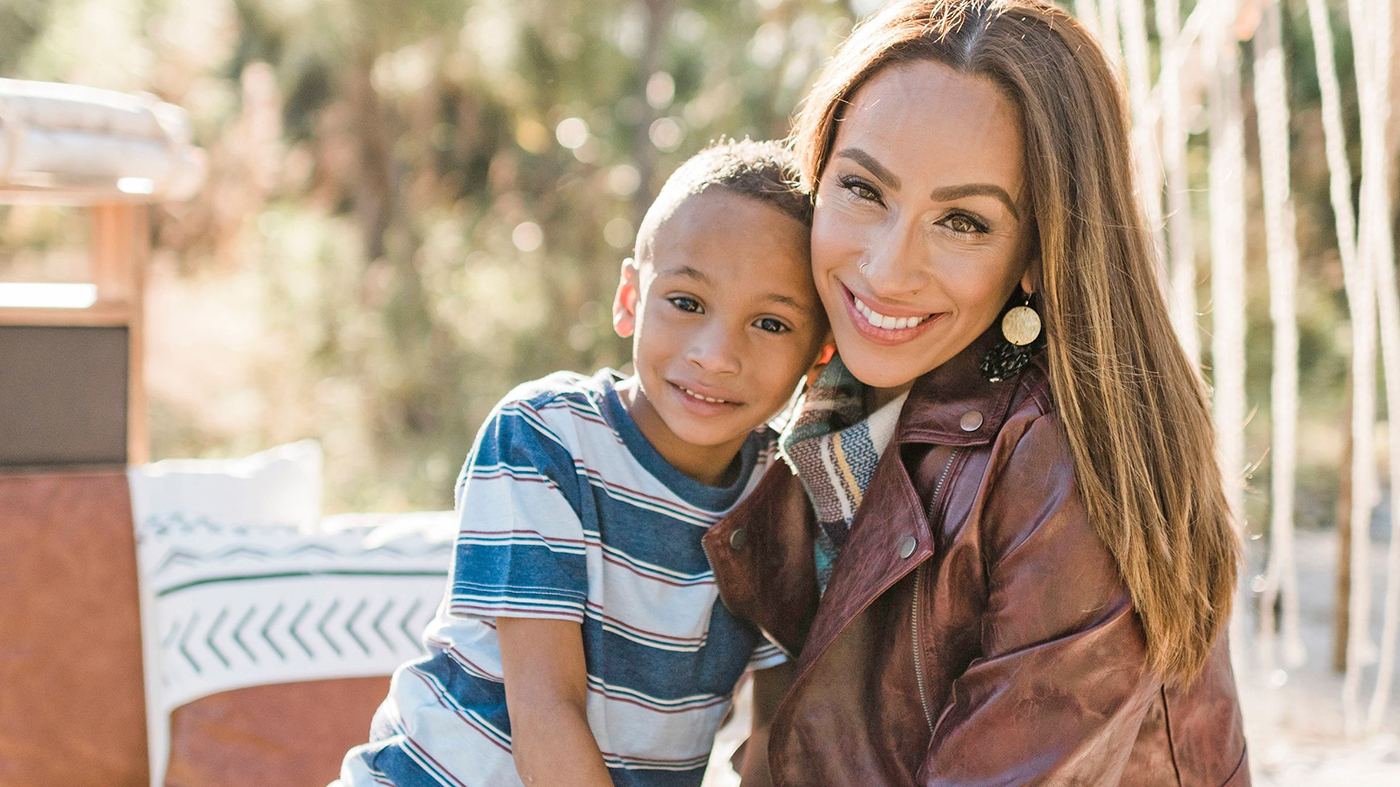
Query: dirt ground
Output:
[[1237, 528, 1400, 785], [702, 529, 1400, 786]]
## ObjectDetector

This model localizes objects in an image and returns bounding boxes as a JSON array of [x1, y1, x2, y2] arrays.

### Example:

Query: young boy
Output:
[[337, 139, 827, 787]]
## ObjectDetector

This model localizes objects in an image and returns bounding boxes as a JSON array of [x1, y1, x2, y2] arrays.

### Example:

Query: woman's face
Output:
[[810, 59, 1036, 392]]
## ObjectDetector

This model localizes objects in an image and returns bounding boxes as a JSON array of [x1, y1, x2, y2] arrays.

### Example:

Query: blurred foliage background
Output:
[[0, 0, 1369, 518]]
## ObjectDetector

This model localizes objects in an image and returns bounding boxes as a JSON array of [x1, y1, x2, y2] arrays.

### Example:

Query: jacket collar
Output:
[[774, 328, 1035, 676], [893, 323, 1024, 447]]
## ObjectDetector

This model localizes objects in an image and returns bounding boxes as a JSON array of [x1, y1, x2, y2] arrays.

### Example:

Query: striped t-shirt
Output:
[[338, 369, 787, 787]]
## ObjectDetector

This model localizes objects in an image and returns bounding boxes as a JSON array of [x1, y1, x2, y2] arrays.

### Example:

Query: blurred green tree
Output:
[[0, 0, 1374, 521]]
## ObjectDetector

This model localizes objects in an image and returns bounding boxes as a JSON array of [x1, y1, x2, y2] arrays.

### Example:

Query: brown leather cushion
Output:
[[163, 677, 389, 787], [0, 469, 149, 787]]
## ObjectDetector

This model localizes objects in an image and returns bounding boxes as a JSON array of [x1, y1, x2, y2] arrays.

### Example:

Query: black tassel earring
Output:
[[981, 290, 1044, 383]]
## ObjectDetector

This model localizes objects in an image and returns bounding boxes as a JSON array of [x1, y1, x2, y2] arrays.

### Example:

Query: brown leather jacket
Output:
[[703, 332, 1249, 786]]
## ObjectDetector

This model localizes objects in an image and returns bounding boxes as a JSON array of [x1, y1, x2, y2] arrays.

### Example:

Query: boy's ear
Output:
[[612, 257, 640, 339], [805, 332, 836, 387]]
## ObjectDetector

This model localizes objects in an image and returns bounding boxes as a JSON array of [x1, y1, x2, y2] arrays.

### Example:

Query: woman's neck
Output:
[[865, 382, 915, 413]]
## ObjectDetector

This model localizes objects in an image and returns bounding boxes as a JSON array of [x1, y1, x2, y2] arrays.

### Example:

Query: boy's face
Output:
[[614, 189, 825, 478]]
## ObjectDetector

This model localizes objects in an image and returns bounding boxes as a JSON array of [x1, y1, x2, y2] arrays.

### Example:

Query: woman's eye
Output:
[[839, 175, 881, 204], [941, 213, 987, 235], [755, 317, 790, 334], [669, 296, 702, 313]]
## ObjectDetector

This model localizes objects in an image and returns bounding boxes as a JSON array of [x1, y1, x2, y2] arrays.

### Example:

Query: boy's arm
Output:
[[738, 661, 796, 787], [497, 617, 614, 787]]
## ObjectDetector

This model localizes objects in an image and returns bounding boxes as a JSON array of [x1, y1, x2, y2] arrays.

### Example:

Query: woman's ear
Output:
[[612, 257, 641, 338], [1020, 258, 1040, 296]]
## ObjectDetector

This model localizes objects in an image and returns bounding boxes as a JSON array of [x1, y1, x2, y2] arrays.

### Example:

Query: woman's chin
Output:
[[836, 351, 924, 392]]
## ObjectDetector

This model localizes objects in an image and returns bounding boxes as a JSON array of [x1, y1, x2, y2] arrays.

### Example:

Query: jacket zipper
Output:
[[912, 448, 959, 734]]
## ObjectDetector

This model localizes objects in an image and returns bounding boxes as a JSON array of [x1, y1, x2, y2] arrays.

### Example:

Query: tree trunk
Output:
[[1337, 377, 1354, 674], [629, 0, 677, 228], [1157, 0, 1199, 361], [1206, 0, 1250, 653], [1342, 0, 1387, 734], [1363, 0, 1399, 732], [349, 48, 395, 265], [1254, 0, 1305, 674], [1074, 0, 1102, 40], [1305, 0, 1370, 697], [1098, 0, 1121, 65], [1118, 0, 1166, 290]]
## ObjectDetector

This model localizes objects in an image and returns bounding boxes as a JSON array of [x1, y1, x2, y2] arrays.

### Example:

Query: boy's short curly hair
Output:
[[636, 138, 812, 258]]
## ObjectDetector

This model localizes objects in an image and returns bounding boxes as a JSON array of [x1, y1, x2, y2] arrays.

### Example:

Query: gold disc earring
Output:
[[1000, 292, 1041, 346]]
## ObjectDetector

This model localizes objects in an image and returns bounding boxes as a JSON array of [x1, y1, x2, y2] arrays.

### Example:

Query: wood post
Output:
[[89, 203, 150, 465]]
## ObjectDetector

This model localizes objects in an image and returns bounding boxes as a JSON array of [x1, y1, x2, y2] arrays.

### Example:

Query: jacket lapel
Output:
[[787, 328, 1028, 670], [794, 443, 938, 663], [893, 327, 1021, 447], [703, 462, 819, 655]]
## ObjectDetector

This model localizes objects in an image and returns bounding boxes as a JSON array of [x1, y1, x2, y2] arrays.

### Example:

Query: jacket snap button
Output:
[[898, 535, 917, 559], [959, 410, 983, 431], [729, 528, 749, 550]]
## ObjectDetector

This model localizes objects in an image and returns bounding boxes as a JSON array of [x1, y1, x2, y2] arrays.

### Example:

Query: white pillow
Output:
[[127, 439, 323, 532]]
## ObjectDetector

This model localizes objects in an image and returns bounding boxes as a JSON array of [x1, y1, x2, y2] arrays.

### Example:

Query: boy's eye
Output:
[[668, 296, 702, 313], [754, 317, 790, 334]]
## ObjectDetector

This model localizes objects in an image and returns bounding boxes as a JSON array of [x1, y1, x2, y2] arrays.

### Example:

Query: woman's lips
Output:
[[840, 283, 942, 346]]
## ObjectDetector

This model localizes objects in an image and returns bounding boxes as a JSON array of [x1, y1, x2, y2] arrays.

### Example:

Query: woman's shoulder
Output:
[[969, 361, 1099, 564], [971, 359, 1067, 479], [1004, 355, 1055, 423]]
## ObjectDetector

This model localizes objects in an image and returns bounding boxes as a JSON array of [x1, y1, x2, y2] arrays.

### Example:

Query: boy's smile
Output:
[[613, 188, 826, 486]]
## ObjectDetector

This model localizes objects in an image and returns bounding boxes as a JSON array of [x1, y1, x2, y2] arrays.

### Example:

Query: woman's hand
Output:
[[497, 617, 614, 787]]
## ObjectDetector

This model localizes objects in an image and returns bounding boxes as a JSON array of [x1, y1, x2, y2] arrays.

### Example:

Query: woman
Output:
[[702, 1, 1248, 785]]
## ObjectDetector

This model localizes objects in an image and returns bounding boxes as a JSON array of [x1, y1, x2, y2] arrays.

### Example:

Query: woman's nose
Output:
[[685, 322, 742, 375], [860, 219, 930, 296]]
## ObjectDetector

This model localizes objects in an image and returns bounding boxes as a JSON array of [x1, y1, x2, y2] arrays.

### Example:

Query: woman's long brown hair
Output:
[[792, 0, 1238, 684]]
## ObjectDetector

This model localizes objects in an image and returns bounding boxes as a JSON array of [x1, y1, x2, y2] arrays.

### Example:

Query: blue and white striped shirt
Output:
[[338, 370, 786, 787]]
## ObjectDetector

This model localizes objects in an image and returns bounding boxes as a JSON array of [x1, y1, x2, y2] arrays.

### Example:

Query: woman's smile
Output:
[[838, 281, 944, 346]]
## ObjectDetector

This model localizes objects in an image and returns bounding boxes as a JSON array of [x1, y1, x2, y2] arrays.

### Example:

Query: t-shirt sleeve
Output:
[[445, 398, 589, 623], [745, 635, 788, 671]]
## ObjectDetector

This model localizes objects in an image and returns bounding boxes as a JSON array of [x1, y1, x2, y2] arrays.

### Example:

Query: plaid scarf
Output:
[[779, 356, 908, 594]]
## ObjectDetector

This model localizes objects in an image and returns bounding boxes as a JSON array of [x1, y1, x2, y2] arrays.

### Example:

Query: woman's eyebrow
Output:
[[836, 148, 1020, 221], [929, 183, 1021, 221], [834, 148, 899, 189]]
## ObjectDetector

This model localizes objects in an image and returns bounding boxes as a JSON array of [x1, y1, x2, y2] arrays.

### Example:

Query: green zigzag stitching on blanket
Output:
[[162, 594, 434, 676]]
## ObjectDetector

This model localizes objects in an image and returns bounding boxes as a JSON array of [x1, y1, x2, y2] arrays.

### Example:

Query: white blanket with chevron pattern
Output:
[[127, 441, 455, 787]]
